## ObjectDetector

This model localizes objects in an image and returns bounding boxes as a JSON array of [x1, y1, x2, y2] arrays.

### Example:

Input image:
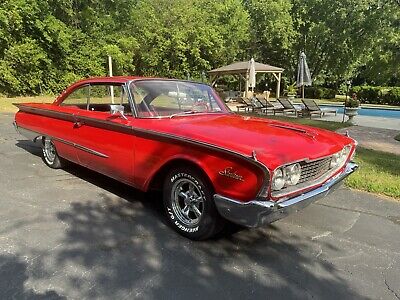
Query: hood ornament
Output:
[[251, 150, 258, 161]]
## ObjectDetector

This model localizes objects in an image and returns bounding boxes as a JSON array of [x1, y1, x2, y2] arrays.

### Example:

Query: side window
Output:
[[88, 84, 130, 113], [60, 85, 89, 109]]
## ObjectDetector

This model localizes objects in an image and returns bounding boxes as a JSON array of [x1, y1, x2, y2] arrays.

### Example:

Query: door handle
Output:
[[73, 121, 84, 128]]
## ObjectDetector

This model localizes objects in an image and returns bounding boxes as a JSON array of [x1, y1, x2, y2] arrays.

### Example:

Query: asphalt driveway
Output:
[[1, 113, 400, 300]]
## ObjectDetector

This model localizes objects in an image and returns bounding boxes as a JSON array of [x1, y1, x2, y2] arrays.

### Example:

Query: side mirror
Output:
[[110, 104, 128, 120]]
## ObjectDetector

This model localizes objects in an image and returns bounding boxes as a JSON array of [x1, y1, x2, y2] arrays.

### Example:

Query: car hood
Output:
[[139, 113, 355, 170]]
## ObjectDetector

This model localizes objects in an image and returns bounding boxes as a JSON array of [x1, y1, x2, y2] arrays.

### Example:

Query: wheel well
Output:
[[148, 159, 214, 192]]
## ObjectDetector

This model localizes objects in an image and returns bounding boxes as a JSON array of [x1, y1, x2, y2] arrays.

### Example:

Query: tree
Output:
[[291, 0, 400, 87], [129, 0, 250, 79]]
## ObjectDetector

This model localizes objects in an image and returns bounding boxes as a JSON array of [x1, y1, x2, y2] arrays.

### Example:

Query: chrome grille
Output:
[[299, 157, 332, 184]]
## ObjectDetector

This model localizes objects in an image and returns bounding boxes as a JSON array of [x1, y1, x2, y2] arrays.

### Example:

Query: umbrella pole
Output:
[[302, 85, 305, 100]]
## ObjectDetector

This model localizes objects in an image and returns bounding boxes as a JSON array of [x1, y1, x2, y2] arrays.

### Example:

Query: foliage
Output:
[[352, 86, 400, 105], [0, 0, 399, 96], [304, 86, 336, 99], [244, 0, 296, 70], [286, 83, 297, 95], [345, 98, 360, 108], [291, 0, 400, 87], [129, 0, 250, 79]]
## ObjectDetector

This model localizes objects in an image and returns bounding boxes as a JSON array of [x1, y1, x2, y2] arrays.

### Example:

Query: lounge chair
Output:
[[254, 96, 284, 115], [235, 97, 253, 112], [301, 99, 337, 118], [277, 98, 301, 116]]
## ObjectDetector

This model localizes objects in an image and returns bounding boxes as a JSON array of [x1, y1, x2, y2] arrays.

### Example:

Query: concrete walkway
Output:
[[337, 126, 400, 155], [322, 113, 400, 131]]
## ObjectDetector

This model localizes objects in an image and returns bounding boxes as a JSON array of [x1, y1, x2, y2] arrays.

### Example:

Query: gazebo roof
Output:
[[208, 61, 284, 75]]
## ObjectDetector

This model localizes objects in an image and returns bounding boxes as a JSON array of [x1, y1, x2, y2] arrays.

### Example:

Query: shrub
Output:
[[351, 86, 400, 106], [383, 87, 400, 106], [304, 86, 336, 99]]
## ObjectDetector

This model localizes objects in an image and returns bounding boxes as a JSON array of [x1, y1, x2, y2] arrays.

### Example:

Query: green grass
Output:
[[346, 148, 400, 199], [0, 95, 55, 112], [242, 113, 350, 131]]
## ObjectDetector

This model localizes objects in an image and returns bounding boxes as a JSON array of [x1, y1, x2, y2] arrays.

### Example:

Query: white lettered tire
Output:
[[163, 167, 224, 240], [42, 137, 64, 169]]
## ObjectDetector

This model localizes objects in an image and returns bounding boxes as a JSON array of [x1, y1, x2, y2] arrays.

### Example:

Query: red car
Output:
[[14, 77, 358, 240]]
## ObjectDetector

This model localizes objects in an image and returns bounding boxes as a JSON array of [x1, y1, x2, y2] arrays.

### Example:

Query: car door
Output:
[[72, 83, 135, 186], [50, 84, 92, 164]]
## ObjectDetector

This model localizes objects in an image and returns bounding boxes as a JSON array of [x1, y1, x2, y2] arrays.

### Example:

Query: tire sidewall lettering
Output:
[[167, 172, 204, 234]]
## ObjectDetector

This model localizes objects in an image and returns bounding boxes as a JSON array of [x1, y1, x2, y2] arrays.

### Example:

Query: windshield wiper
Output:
[[169, 110, 199, 119]]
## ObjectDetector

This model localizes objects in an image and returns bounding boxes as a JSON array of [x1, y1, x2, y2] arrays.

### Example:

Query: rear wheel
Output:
[[163, 167, 225, 240], [42, 137, 64, 169]]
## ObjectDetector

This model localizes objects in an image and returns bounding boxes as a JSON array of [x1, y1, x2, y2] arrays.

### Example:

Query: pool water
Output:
[[319, 105, 400, 119]]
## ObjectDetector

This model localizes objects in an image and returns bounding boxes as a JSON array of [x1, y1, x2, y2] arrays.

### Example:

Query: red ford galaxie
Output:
[[14, 77, 358, 240]]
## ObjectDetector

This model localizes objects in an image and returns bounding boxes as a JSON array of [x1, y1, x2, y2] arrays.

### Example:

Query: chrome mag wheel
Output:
[[171, 178, 204, 227], [43, 138, 56, 164]]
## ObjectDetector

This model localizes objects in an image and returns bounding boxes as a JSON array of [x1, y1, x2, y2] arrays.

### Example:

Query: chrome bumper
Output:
[[214, 162, 358, 228], [13, 120, 20, 134]]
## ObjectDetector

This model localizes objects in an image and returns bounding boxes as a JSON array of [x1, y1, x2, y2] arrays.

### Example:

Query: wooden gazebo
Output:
[[208, 61, 284, 98]]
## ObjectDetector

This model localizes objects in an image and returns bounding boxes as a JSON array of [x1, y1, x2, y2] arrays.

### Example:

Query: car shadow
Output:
[[15, 139, 366, 299]]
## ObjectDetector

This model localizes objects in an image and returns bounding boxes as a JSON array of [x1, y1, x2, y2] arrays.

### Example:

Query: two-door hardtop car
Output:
[[14, 76, 358, 240]]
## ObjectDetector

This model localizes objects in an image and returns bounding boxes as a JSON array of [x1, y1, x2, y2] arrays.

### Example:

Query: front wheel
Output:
[[163, 167, 224, 240], [42, 137, 64, 169]]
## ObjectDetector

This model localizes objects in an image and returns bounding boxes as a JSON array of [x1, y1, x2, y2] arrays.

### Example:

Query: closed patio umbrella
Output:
[[296, 52, 312, 100], [248, 58, 256, 92]]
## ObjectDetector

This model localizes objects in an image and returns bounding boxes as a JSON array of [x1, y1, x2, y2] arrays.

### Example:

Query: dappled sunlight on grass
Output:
[[346, 147, 400, 199]]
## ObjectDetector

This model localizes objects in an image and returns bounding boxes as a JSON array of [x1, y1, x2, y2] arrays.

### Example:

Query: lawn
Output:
[[0, 95, 55, 112], [347, 148, 400, 199]]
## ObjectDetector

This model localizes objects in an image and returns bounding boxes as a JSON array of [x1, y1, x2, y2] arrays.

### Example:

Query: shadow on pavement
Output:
[[0, 254, 65, 299], [15, 139, 366, 299]]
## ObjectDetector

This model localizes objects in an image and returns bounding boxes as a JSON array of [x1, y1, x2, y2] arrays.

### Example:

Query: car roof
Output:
[[54, 76, 211, 104], [76, 76, 143, 84]]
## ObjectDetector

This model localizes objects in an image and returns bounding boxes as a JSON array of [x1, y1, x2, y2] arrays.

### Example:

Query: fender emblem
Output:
[[219, 167, 244, 182]]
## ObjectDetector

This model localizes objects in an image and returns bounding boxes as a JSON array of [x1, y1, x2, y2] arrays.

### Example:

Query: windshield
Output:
[[130, 80, 228, 118]]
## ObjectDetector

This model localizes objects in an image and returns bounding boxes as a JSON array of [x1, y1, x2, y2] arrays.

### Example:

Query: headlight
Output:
[[330, 145, 352, 169], [284, 163, 301, 186], [330, 152, 340, 168], [272, 163, 302, 191], [271, 168, 285, 190]]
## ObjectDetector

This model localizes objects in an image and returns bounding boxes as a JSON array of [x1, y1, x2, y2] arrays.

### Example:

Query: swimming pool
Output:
[[319, 104, 400, 119]]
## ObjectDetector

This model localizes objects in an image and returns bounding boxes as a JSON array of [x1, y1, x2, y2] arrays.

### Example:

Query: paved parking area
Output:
[[1, 113, 400, 300]]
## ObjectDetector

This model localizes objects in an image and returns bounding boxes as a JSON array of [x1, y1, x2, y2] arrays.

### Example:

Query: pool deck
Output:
[[226, 101, 400, 131]]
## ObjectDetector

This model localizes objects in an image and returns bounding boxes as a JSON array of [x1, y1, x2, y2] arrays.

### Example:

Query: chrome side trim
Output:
[[72, 143, 109, 158], [14, 124, 109, 158], [214, 162, 358, 228], [15, 104, 270, 194]]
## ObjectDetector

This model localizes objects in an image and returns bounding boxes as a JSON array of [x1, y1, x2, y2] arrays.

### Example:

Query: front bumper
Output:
[[214, 162, 358, 227]]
